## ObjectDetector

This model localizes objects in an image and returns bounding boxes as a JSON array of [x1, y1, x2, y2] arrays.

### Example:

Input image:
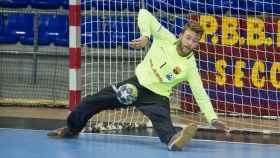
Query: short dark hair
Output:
[[181, 21, 203, 40]]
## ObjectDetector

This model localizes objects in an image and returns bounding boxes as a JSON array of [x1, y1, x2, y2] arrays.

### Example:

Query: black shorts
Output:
[[67, 76, 177, 144]]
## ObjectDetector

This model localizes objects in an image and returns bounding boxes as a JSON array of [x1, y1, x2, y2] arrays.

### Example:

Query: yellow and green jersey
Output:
[[135, 9, 217, 123]]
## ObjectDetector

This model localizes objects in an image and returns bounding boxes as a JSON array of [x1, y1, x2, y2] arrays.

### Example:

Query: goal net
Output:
[[79, 0, 280, 133]]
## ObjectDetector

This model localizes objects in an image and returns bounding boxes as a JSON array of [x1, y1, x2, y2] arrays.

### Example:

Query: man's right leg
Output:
[[47, 86, 123, 138]]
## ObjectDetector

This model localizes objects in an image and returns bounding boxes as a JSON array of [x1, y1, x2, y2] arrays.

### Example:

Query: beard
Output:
[[176, 39, 192, 57]]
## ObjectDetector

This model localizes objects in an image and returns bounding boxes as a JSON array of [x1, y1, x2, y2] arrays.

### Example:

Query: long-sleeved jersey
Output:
[[135, 9, 217, 123]]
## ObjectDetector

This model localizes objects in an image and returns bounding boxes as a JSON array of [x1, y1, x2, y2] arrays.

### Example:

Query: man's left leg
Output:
[[135, 96, 197, 151]]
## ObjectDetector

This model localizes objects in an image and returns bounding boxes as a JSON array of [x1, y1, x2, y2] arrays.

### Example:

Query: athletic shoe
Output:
[[47, 127, 79, 138], [167, 123, 197, 151]]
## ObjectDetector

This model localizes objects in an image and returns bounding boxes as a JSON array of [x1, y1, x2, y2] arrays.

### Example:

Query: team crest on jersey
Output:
[[173, 66, 182, 75], [166, 73, 174, 80]]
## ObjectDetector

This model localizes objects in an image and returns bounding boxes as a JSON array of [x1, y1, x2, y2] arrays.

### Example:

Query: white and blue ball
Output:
[[112, 83, 138, 105]]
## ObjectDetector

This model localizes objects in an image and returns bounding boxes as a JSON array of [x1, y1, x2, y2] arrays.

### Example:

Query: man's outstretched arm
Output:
[[187, 66, 229, 133], [130, 9, 176, 49], [187, 67, 218, 123]]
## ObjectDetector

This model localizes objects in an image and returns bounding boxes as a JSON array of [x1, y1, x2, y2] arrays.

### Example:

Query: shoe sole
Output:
[[169, 124, 197, 150], [47, 128, 79, 139], [47, 132, 79, 139]]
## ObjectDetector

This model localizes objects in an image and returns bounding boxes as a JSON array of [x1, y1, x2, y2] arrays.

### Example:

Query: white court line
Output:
[[0, 127, 279, 147]]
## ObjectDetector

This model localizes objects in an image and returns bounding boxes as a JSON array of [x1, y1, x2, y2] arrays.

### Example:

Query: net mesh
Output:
[[0, 9, 69, 107], [82, 0, 280, 133], [0, 1, 278, 134]]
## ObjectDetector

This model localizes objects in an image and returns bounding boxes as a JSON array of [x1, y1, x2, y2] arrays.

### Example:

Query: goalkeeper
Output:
[[48, 9, 229, 151]]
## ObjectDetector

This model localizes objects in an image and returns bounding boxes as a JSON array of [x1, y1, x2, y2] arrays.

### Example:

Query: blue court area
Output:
[[0, 128, 279, 158]]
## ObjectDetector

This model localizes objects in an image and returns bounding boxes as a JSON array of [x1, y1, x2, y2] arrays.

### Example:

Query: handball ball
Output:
[[116, 83, 138, 105]]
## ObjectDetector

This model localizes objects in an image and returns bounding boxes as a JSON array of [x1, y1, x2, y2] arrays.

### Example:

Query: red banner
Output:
[[181, 15, 280, 116]]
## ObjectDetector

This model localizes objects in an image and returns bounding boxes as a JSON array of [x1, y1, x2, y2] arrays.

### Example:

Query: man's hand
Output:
[[211, 119, 231, 137], [129, 36, 149, 49]]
